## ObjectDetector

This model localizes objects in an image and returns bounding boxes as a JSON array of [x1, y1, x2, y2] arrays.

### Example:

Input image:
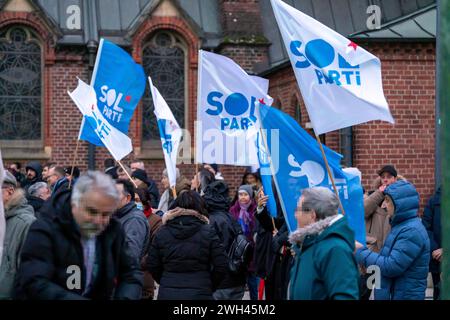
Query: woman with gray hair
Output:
[[156, 168, 180, 214], [288, 187, 359, 300]]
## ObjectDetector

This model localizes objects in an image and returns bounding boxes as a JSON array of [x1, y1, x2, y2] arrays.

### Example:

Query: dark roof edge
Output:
[[349, 3, 437, 38]]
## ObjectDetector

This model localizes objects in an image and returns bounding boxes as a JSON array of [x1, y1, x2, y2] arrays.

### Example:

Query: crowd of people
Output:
[[0, 159, 443, 300]]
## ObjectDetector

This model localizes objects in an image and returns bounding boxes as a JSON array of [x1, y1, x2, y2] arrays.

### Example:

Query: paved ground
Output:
[[153, 273, 435, 300]]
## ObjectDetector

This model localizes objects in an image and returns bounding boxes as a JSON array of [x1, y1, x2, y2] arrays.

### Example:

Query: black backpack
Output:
[[213, 214, 253, 274], [227, 231, 253, 274]]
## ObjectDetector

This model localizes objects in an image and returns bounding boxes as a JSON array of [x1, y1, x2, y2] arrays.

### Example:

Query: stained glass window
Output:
[[0, 26, 42, 140], [142, 31, 186, 145]]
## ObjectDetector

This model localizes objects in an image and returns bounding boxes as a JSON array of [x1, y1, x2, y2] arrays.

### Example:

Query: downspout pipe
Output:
[[84, 0, 99, 170], [340, 127, 353, 168]]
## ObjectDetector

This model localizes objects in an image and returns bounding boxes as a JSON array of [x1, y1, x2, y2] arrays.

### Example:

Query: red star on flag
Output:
[[125, 95, 132, 102], [259, 98, 265, 105], [348, 41, 358, 51]]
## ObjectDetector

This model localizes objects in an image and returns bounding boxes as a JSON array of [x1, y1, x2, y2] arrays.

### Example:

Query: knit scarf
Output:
[[238, 201, 252, 238]]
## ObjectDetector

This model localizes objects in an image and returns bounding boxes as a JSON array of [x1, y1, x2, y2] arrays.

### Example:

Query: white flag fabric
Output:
[[148, 76, 182, 188], [196, 50, 272, 166], [0, 149, 5, 265], [270, 0, 394, 135], [68, 79, 133, 161]]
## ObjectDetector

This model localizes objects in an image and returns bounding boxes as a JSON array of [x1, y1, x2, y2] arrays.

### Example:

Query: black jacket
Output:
[[114, 202, 150, 262], [422, 187, 442, 273], [203, 181, 247, 289], [147, 179, 160, 209], [15, 189, 143, 300], [25, 195, 45, 219], [147, 208, 228, 300], [51, 177, 70, 197]]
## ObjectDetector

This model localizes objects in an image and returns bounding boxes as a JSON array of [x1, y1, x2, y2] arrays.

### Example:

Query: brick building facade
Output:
[[0, 0, 437, 210]]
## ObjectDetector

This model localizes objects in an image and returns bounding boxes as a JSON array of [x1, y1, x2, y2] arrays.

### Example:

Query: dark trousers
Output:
[[432, 272, 441, 300]]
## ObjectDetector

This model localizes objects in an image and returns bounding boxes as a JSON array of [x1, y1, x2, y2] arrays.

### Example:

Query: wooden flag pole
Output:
[[171, 186, 177, 198], [68, 139, 80, 190], [117, 160, 138, 189], [195, 162, 199, 193], [314, 133, 346, 215]]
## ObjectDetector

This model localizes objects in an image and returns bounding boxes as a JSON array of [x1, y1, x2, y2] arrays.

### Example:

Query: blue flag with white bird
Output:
[[257, 103, 365, 244]]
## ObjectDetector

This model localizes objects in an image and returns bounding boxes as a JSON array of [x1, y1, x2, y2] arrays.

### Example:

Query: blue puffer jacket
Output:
[[356, 180, 430, 300]]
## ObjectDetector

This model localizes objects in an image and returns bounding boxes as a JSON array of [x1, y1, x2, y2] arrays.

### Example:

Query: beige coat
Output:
[[364, 176, 406, 252], [364, 190, 391, 253]]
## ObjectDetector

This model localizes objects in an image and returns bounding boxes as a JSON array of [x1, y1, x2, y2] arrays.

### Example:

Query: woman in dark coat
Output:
[[230, 184, 258, 300], [146, 190, 228, 300]]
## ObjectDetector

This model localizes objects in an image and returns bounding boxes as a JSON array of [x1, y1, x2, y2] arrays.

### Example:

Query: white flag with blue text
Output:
[[148, 76, 182, 188], [196, 50, 273, 166], [68, 79, 133, 161], [270, 0, 394, 135]]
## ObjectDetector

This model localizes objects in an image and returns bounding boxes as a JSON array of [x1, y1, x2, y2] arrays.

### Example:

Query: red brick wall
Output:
[[220, 0, 263, 37], [1, 10, 437, 209], [266, 42, 436, 211]]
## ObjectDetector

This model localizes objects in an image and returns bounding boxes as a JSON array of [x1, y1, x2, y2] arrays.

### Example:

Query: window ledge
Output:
[[0, 145, 51, 160]]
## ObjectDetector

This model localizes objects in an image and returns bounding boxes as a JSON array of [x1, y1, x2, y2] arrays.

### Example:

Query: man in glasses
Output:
[[15, 171, 143, 300]]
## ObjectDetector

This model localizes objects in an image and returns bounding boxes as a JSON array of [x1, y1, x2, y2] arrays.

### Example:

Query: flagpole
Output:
[[194, 50, 203, 194], [117, 160, 138, 189], [314, 133, 346, 215], [171, 186, 177, 198], [68, 139, 80, 189]]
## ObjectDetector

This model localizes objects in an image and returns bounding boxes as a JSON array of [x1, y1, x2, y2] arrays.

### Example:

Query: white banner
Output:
[[196, 50, 272, 165], [270, 0, 394, 135], [68, 78, 133, 161], [148, 76, 182, 188]]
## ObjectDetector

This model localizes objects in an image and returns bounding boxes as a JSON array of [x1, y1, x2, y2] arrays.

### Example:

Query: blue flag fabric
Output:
[[258, 103, 365, 244], [79, 39, 146, 146], [256, 132, 278, 218]]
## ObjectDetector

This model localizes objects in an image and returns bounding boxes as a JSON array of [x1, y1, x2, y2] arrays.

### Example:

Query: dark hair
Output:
[[45, 162, 57, 169], [13, 162, 21, 170], [104, 158, 115, 168], [53, 166, 66, 178], [198, 168, 215, 192], [135, 187, 151, 210], [64, 166, 80, 178], [169, 190, 208, 216], [116, 179, 136, 200]]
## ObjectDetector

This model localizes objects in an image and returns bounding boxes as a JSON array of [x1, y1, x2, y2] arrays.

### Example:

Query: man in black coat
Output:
[[25, 182, 51, 219], [422, 186, 442, 300], [22, 161, 44, 193], [15, 171, 143, 300], [47, 166, 70, 197]]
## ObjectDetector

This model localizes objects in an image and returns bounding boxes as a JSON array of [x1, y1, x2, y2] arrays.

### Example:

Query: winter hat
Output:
[[3, 171, 17, 187], [64, 166, 80, 178], [131, 169, 149, 184], [238, 184, 254, 199], [210, 164, 219, 174], [378, 165, 397, 177]]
